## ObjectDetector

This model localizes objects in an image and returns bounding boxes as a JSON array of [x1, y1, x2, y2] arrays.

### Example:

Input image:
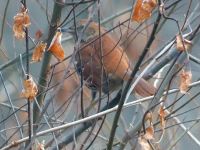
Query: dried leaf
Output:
[[48, 31, 65, 61], [144, 124, 154, 140], [37, 143, 45, 150], [13, 6, 31, 39], [20, 76, 38, 101], [32, 41, 47, 62], [158, 106, 166, 129], [176, 35, 192, 51], [132, 0, 157, 23], [145, 111, 153, 123], [13, 25, 25, 39], [179, 70, 192, 93], [144, 112, 154, 139], [35, 140, 45, 150], [35, 30, 43, 40], [138, 137, 151, 150]]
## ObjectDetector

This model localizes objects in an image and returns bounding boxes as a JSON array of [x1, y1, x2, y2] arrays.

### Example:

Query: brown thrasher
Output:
[[69, 20, 156, 97]]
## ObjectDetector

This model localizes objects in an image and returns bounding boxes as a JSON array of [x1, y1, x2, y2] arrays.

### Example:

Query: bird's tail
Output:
[[123, 70, 156, 97], [134, 78, 156, 97]]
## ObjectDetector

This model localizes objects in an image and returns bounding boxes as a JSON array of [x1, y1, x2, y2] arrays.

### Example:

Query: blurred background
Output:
[[0, 0, 200, 149]]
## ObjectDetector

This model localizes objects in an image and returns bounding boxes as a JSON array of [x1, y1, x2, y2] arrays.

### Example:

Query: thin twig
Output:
[[107, 8, 162, 150], [32, 0, 64, 130]]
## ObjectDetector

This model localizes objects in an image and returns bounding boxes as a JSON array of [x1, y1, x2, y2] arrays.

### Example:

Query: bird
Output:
[[69, 19, 156, 97]]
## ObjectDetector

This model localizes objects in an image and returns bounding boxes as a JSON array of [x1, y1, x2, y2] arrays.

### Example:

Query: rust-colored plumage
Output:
[[74, 20, 156, 97]]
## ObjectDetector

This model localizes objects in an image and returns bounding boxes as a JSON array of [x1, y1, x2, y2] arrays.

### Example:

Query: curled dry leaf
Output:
[[32, 41, 47, 62], [144, 111, 154, 140], [13, 6, 31, 39], [35, 30, 43, 40], [176, 35, 192, 51], [179, 70, 192, 93], [36, 141, 45, 150], [35, 140, 45, 150], [145, 111, 153, 123], [20, 76, 38, 101], [48, 31, 65, 61], [138, 137, 151, 150], [144, 124, 154, 140], [132, 0, 157, 23], [159, 106, 166, 129]]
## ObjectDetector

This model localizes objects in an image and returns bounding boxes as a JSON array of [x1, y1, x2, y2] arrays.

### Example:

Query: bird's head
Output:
[[63, 19, 106, 42]]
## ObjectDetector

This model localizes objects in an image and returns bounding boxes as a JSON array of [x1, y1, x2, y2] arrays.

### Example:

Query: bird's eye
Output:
[[57, 27, 61, 32]]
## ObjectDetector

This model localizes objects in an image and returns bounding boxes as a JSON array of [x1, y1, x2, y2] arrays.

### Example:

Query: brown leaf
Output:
[[158, 106, 166, 129], [20, 76, 38, 101], [35, 30, 43, 40], [179, 70, 192, 93], [145, 111, 153, 123], [13, 25, 25, 39], [138, 137, 151, 150], [132, 0, 157, 23], [35, 140, 45, 150], [144, 124, 154, 140], [32, 41, 47, 62], [176, 35, 192, 51], [48, 31, 65, 61], [13, 6, 31, 39]]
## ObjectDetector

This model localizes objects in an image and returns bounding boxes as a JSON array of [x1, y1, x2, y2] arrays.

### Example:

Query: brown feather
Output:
[[76, 20, 156, 97]]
